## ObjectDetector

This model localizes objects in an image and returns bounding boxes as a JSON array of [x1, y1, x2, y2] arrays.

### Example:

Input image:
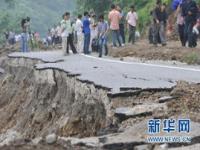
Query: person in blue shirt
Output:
[[83, 12, 91, 54], [97, 15, 109, 57]]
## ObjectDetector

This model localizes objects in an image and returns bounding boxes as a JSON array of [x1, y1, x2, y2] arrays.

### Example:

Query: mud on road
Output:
[[109, 40, 200, 65]]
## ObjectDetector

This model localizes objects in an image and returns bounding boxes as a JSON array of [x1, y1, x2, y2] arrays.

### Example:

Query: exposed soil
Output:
[[109, 40, 200, 65], [169, 81, 200, 122]]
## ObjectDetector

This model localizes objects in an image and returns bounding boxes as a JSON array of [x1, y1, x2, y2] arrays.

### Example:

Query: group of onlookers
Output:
[[19, 1, 200, 55], [149, 0, 200, 48], [59, 3, 139, 57], [108, 4, 138, 48], [45, 25, 62, 47], [4, 31, 16, 45], [176, 0, 200, 48]]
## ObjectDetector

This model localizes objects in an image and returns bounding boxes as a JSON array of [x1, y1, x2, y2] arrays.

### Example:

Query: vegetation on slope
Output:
[[0, 0, 75, 43]]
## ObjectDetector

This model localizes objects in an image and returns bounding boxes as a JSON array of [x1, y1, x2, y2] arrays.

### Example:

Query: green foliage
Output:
[[184, 52, 200, 65], [0, 0, 75, 43]]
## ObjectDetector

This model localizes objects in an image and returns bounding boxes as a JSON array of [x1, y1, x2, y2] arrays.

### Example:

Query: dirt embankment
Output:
[[109, 40, 200, 65], [0, 57, 109, 139]]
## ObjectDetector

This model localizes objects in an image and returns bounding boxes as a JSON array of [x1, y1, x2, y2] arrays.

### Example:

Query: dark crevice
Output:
[[108, 88, 172, 98]]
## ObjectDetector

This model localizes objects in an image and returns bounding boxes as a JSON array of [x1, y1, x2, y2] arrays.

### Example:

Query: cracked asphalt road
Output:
[[8, 50, 200, 92]]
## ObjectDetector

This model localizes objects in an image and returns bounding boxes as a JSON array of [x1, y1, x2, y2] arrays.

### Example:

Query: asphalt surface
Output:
[[8, 51, 200, 93]]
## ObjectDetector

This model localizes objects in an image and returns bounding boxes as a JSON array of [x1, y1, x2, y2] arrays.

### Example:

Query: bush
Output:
[[183, 52, 200, 65]]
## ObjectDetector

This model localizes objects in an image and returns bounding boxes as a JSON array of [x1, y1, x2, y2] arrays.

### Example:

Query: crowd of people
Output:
[[18, 0, 200, 56], [3, 31, 16, 46], [58, 3, 139, 57], [149, 0, 200, 48], [175, 0, 200, 48], [44, 25, 62, 47]]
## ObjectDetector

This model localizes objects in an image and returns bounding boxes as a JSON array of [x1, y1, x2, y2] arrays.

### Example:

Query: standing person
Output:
[[116, 5, 126, 45], [26, 17, 34, 50], [149, 11, 155, 44], [176, 4, 185, 46], [191, 19, 200, 47], [97, 15, 109, 57], [56, 23, 62, 44], [108, 4, 122, 48], [21, 18, 29, 52], [126, 5, 138, 45], [4, 31, 9, 45], [83, 11, 91, 54], [65, 12, 77, 54], [157, 3, 168, 46], [8, 31, 15, 45], [152, 0, 162, 46], [89, 13, 98, 52], [61, 14, 69, 55], [51, 26, 56, 46], [47, 29, 52, 46], [75, 14, 83, 53], [182, 0, 198, 47]]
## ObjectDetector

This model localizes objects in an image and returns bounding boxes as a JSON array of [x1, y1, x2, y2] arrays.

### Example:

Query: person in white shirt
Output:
[[61, 13, 69, 55], [89, 13, 98, 52], [55, 24, 62, 44], [126, 5, 138, 44], [75, 14, 83, 53], [61, 12, 77, 55], [51, 26, 56, 46]]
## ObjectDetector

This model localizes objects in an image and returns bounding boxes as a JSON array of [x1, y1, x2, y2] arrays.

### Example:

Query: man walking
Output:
[[126, 5, 138, 45], [108, 4, 122, 48], [83, 12, 91, 54]]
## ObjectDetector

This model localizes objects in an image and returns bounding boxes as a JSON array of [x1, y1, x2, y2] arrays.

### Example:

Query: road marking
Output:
[[81, 54, 200, 73]]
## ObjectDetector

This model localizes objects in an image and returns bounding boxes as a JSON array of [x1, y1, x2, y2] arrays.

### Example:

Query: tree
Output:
[[4, 0, 15, 8], [76, 0, 112, 15]]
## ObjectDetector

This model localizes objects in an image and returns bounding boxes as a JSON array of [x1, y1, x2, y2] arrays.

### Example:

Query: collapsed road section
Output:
[[0, 51, 199, 150]]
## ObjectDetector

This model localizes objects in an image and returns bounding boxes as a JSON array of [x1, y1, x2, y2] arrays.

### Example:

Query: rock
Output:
[[168, 144, 200, 150], [115, 103, 167, 120], [57, 136, 100, 148], [32, 137, 43, 145], [71, 137, 100, 147], [51, 102, 57, 109], [158, 96, 174, 103], [101, 123, 146, 149], [134, 144, 153, 150], [58, 121, 148, 149], [45, 134, 57, 144], [0, 130, 22, 147], [154, 144, 168, 150]]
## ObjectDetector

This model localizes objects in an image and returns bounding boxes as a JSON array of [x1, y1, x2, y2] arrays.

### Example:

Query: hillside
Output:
[[0, 0, 75, 39]]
